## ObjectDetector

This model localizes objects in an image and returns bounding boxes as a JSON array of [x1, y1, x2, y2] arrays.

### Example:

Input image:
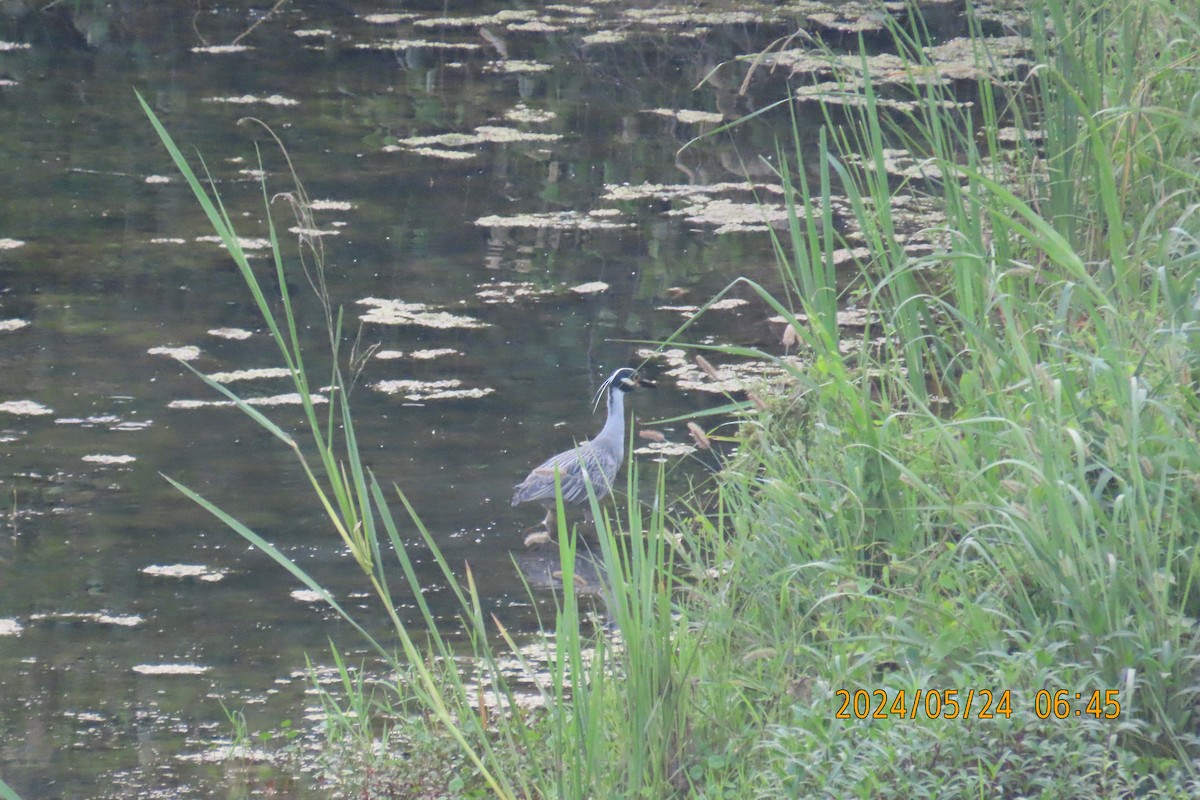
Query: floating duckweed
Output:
[[671, 197, 791, 234], [148, 345, 202, 361], [410, 348, 461, 360], [82, 454, 137, 465], [190, 44, 251, 54], [771, 35, 1029, 88], [55, 415, 121, 426], [504, 105, 557, 124], [398, 147, 478, 160], [570, 281, 610, 294], [656, 297, 748, 315], [30, 611, 143, 627], [0, 41, 32, 51], [309, 199, 355, 211], [0, 318, 30, 332], [144, 174, 171, 184], [207, 327, 253, 340], [394, 127, 560, 150], [644, 108, 724, 124], [475, 211, 633, 230], [195, 234, 273, 250], [473, 126, 560, 143], [142, 564, 225, 582], [507, 20, 567, 33], [355, 39, 482, 51], [132, 663, 210, 675], [581, 30, 628, 45], [0, 238, 26, 249], [633, 440, 698, 458], [150, 237, 187, 244], [294, 29, 333, 37], [373, 378, 494, 401], [358, 297, 489, 329], [0, 618, 22, 636], [0, 400, 53, 416], [375, 348, 461, 360], [485, 60, 554, 74], [206, 367, 292, 383], [204, 94, 299, 106], [168, 392, 327, 409], [362, 13, 419, 24], [415, 11, 538, 28], [475, 281, 556, 304], [601, 181, 784, 202], [290, 589, 326, 603], [638, 347, 797, 394]]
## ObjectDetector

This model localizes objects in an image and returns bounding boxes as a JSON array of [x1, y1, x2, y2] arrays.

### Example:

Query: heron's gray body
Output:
[[512, 384, 627, 507]]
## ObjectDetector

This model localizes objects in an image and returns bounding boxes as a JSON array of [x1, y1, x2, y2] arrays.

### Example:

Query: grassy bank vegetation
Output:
[[139, 0, 1200, 797]]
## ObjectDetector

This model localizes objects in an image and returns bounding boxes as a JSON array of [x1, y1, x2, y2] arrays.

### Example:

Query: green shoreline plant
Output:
[[134, 0, 1200, 794]]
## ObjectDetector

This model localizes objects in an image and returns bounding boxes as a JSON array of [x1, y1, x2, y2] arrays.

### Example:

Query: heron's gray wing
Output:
[[512, 442, 617, 506], [512, 447, 581, 505]]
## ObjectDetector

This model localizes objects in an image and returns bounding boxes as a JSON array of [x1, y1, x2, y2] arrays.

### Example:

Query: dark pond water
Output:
[[0, 0, 1011, 796]]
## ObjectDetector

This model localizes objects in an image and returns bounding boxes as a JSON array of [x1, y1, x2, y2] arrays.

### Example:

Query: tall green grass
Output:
[[671, 0, 1200, 791]]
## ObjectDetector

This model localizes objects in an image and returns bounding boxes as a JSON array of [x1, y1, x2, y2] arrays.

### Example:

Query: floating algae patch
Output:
[[309, 199, 356, 211], [55, 414, 120, 427], [475, 211, 633, 231], [357, 297, 489, 329], [131, 663, 210, 676], [770, 35, 1029, 89], [190, 44, 252, 54], [142, 564, 226, 582], [475, 281, 556, 304], [362, 12, 420, 24], [203, 94, 299, 106], [400, 147, 478, 161], [669, 197, 793, 234], [167, 392, 328, 410], [638, 347, 798, 394], [504, 104, 557, 124], [633, 440, 698, 459], [0, 41, 31, 51], [147, 345, 201, 361], [0, 238, 26, 249], [0, 618, 22, 637], [355, 39, 482, 52], [570, 281, 610, 295], [207, 327, 253, 340], [205, 367, 292, 383], [414, 10, 539, 29], [375, 348, 461, 360], [656, 297, 749, 315], [373, 378, 495, 401], [601, 181, 785, 202], [643, 108, 724, 124], [195, 234, 273, 250], [581, 30, 629, 45], [30, 611, 144, 627], [81, 454, 137, 465], [506, 20, 567, 33], [484, 60, 554, 74], [0, 400, 53, 416], [0, 318, 30, 332]]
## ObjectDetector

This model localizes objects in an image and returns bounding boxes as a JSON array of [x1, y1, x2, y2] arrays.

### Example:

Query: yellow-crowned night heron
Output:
[[512, 367, 650, 532]]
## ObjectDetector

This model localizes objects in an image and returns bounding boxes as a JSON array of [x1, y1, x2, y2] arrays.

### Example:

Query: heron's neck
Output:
[[595, 387, 627, 450]]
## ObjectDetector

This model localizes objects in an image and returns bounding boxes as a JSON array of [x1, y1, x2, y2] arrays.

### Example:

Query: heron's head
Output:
[[593, 367, 654, 410]]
